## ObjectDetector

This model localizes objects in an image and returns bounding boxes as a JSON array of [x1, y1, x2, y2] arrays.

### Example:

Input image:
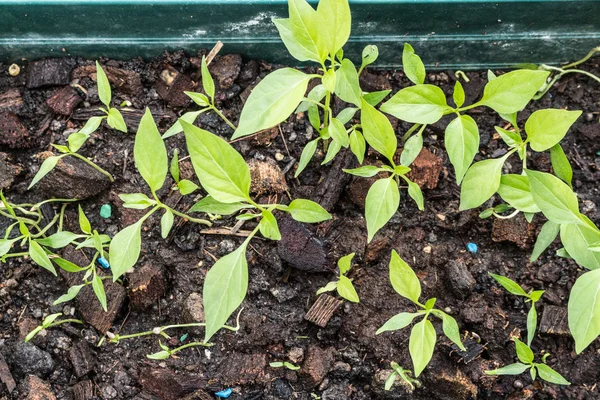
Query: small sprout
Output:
[[270, 361, 300, 371], [25, 313, 83, 342], [385, 362, 421, 391], [316, 252, 360, 303]]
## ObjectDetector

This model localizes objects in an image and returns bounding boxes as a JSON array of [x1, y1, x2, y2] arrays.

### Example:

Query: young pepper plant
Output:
[[316, 252, 360, 303], [376, 250, 465, 377], [180, 120, 332, 342], [486, 338, 570, 386], [24, 313, 83, 343], [385, 362, 421, 392], [489, 273, 544, 347]]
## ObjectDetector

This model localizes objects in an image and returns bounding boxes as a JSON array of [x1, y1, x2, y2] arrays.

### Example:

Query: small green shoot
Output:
[[270, 361, 301, 371], [316, 252, 360, 302], [25, 313, 84, 342], [385, 362, 421, 391]]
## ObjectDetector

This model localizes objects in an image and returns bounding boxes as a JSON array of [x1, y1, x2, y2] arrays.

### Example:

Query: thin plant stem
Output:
[[70, 153, 115, 182], [211, 106, 237, 130]]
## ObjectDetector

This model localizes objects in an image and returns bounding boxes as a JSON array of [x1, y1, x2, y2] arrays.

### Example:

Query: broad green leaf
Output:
[[161, 209, 174, 239], [297, 84, 326, 113], [526, 170, 581, 225], [79, 116, 104, 135], [389, 250, 421, 304], [119, 193, 156, 209], [0, 238, 17, 257], [569, 269, 600, 353], [190, 196, 250, 215], [67, 132, 88, 153], [316, 281, 338, 295], [96, 61, 111, 108], [402, 43, 426, 85], [360, 99, 397, 163], [410, 318, 436, 377], [453, 81, 465, 108], [485, 363, 530, 375], [363, 90, 391, 107], [514, 338, 534, 364], [185, 91, 210, 107], [536, 364, 570, 385], [335, 59, 362, 107], [495, 126, 522, 147], [488, 273, 528, 296], [53, 284, 85, 305], [349, 129, 366, 164], [170, 149, 180, 183], [288, 0, 329, 63], [36, 231, 81, 248], [29, 155, 61, 189], [259, 210, 281, 240], [459, 156, 507, 211], [29, 240, 57, 275], [527, 304, 537, 347], [445, 114, 480, 184], [497, 174, 540, 213], [560, 222, 600, 270], [162, 110, 204, 139], [381, 84, 449, 124], [338, 253, 355, 275], [135, 109, 168, 192], [407, 180, 424, 211], [400, 133, 422, 167], [343, 165, 382, 177], [365, 178, 399, 242], [336, 107, 358, 125], [107, 108, 127, 132], [234, 68, 312, 139], [322, 139, 341, 164], [308, 102, 321, 131], [433, 310, 465, 351], [92, 274, 107, 312], [479, 70, 550, 114], [376, 312, 420, 334], [295, 138, 319, 178], [182, 121, 251, 203], [525, 109, 581, 152], [337, 275, 359, 303], [317, 0, 351, 54], [109, 221, 142, 280], [203, 242, 249, 342], [78, 205, 91, 234], [177, 179, 199, 195], [329, 117, 349, 148], [53, 258, 86, 273], [201, 56, 215, 101], [360, 45, 379, 72], [274, 18, 321, 63], [549, 144, 573, 187], [322, 69, 336, 93], [530, 221, 560, 262], [287, 199, 331, 223]]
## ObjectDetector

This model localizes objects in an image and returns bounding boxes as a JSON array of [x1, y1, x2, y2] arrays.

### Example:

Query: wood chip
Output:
[[305, 294, 343, 327], [0, 353, 16, 393], [539, 305, 570, 336]]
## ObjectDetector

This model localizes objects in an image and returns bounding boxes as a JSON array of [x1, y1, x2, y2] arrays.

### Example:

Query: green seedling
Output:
[[385, 362, 421, 392], [376, 250, 465, 377], [29, 62, 128, 188], [162, 55, 236, 138], [486, 337, 570, 386], [489, 273, 544, 347], [169, 148, 199, 196], [270, 361, 301, 371], [316, 252, 360, 302], [25, 313, 83, 342]]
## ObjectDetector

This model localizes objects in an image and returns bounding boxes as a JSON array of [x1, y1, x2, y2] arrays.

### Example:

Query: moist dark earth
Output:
[[0, 50, 599, 400]]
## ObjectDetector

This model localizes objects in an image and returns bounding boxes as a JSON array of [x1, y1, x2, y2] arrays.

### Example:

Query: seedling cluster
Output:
[[4, 0, 599, 391]]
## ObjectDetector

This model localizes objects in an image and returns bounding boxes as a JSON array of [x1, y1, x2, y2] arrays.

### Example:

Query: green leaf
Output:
[[321, 139, 341, 165], [203, 242, 249, 342], [514, 337, 534, 364], [536, 364, 570, 385], [343, 165, 382, 177], [363, 90, 391, 107], [349, 129, 366, 164], [185, 91, 210, 107], [190, 196, 250, 215], [53, 257, 86, 273], [400, 132, 422, 167], [53, 284, 85, 306], [360, 45, 379, 72], [385, 371, 398, 391], [526, 170, 582, 225], [119, 193, 156, 209], [36, 231, 81, 248], [106, 108, 127, 132], [433, 310, 465, 351], [488, 273, 528, 296], [409, 318, 436, 377], [424, 298, 436, 310], [530, 221, 560, 262], [495, 126, 522, 148], [360, 98, 397, 163], [287, 199, 331, 223], [485, 363, 530, 376], [376, 312, 420, 334], [337, 252, 355, 275], [182, 120, 251, 203], [525, 109, 581, 152], [560, 222, 600, 270], [497, 174, 540, 213], [92, 274, 107, 312], [134, 109, 168, 192], [29, 240, 57, 275], [170, 149, 180, 183], [295, 138, 319, 178], [453, 81, 465, 108], [335, 59, 362, 107], [297, 84, 326, 113], [274, 18, 320, 63], [24, 326, 42, 343], [178, 179, 199, 196], [445, 114, 480, 184], [329, 117, 349, 148], [201, 56, 215, 101], [96, 61, 111, 108], [78, 205, 91, 234], [259, 210, 281, 240], [389, 250, 421, 304], [407, 180, 424, 211], [459, 156, 507, 211], [67, 132, 88, 153], [0, 238, 17, 257], [161, 209, 174, 239], [317, 0, 351, 54], [365, 178, 399, 243], [316, 281, 338, 295], [51, 144, 70, 154], [288, 0, 329, 63], [336, 107, 358, 125], [549, 144, 573, 187], [162, 110, 204, 139], [479, 70, 550, 114], [402, 43, 426, 85], [29, 155, 61, 189], [234, 68, 312, 139], [527, 304, 537, 347], [147, 350, 171, 360], [569, 269, 600, 353], [80, 116, 104, 135], [109, 221, 143, 281], [322, 68, 336, 93], [337, 275, 359, 303], [381, 84, 449, 124]]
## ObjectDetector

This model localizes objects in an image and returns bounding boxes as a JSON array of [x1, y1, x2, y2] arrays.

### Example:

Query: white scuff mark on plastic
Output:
[[183, 29, 207, 38], [222, 12, 278, 34]]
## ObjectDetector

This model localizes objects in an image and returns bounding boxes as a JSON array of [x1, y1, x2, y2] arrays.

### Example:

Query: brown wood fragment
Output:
[[403, 148, 442, 189], [305, 294, 343, 327], [181, 390, 213, 400], [312, 149, 356, 211], [127, 264, 166, 310], [23, 375, 56, 400], [138, 367, 206, 400], [0, 88, 23, 112], [0, 111, 30, 149], [46, 86, 82, 116], [69, 340, 96, 378], [72, 380, 94, 400], [0, 353, 16, 393], [539, 305, 570, 336], [72, 64, 142, 94], [156, 65, 195, 107]]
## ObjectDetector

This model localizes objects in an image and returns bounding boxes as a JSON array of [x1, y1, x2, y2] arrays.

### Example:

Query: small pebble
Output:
[[467, 243, 478, 253], [423, 245, 432, 254], [275, 152, 285, 161], [8, 64, 20, 76], [215, 388, 233, 398], [100, 204, 112, 219], [97, 257, 110, 269]]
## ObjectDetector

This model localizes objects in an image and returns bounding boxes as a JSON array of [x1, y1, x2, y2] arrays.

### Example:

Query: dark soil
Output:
[[0, 50, 599, 400]]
